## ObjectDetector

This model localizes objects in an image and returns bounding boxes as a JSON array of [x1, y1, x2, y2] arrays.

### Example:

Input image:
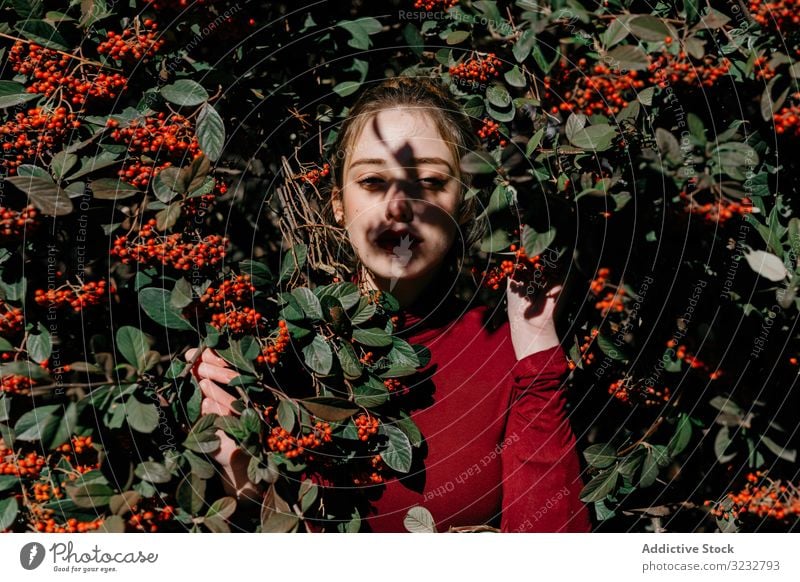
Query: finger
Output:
[[185, 347, 198, 362], [196, 361, 239, 385], [201, 397, 229, 417], [199, 378, 237, 411], [201, 349, 230, 368]]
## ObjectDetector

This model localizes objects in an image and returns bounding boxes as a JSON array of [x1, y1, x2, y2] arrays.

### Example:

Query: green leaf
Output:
[[135, 461, 172, 484], [404, 506, 437, 533], [333, 81, 361, 97], [486, 83, 511, 108], [579, 468, 618, 502], [116, 326, 150, 371], [183, 430, 220, 454], [446, 30, 470, 45], [460, 151, 497, 174], [27, 323, 52, 364], [299, 397, 358, 422], [336, 341, 363, 380], [352, 327, 392, 347], [14, 404, 60, 444], [276, 400, 296, 432], [714, 426, 736, 463], [381, 424, 412, 473], [583, 443, 617, 469], [301, 334, 333, 376], [5, 176, 73, 215], [16, 19, 68, 49], [568, 123, 617, 151], [139, 287, 195, 331], [639, 447, 662, 487], [197, 103, 225, 162], [161, 79, 209, 107], [0, 91, 39, 109], [0, 497, 19, 530], [176, 473, 207, 515], [204, 496, 236, 532], [606, 45, 649, 71], [668, 414, 693, 456], [521, 224, 556, 257], [352, 376, 389, 407], [125, 397, 159, 433], [90, 178, 139, 200], [504, 66, 526, 88], [279, 244, 308, 283], [628, 15, 675, 41], [292, 288, 324, 321], [50, 150, 78, 180]]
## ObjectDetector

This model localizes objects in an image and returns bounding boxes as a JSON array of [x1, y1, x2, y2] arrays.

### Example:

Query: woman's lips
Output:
[[374, 232, 421, 253]]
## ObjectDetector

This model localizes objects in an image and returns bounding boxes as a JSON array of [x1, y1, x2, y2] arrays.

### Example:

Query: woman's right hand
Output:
[[185, 347, 262, 503]]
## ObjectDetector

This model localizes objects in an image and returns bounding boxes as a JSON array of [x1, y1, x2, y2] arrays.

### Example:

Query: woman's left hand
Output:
[[506, 275, 563, 360]]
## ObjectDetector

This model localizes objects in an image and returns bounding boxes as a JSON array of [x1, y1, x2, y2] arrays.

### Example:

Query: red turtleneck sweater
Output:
[[362, 294, 592, 533]]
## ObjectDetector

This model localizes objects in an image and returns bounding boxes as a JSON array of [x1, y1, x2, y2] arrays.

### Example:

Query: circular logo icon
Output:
[[20, 542, 46, 570]]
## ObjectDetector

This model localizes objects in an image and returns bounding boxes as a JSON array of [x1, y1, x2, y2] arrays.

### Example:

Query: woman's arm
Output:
[[499, 344, 591, 532], [501, 275, 591, 532]]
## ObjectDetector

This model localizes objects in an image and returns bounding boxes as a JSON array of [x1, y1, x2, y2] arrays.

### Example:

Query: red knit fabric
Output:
[[362, 290, 592, 533]]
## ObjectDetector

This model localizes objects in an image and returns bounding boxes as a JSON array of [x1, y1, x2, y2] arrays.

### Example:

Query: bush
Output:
[[0, 0, 798, 533]]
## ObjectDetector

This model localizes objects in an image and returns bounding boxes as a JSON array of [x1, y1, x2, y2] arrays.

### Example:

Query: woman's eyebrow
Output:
[[349, 157, 454, 172]]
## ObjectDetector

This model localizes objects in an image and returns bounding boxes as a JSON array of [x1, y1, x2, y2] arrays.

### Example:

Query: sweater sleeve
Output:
[[499, 343, 592, 532]]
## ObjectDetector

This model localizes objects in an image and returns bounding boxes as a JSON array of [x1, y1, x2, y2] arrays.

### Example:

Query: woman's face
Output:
[[332, 107, 467, 291]]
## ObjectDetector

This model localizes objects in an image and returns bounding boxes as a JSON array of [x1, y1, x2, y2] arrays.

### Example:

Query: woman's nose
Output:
[[385, 185, 413, 223]]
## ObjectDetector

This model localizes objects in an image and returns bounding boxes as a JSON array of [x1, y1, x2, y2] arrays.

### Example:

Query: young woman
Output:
[[188, 77, 592, 532]]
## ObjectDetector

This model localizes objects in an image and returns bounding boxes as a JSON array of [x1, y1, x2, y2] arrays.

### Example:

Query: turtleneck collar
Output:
[[349, 265, 464, 342]]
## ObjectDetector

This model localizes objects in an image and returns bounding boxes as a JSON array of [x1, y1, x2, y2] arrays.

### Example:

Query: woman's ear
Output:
[[331, 187, 344, 225]]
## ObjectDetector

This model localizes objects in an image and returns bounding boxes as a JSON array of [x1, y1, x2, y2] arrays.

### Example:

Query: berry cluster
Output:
[[210, 307, 264, 335], [0, 107, 80, 174], [476, 118, 508, 148], [449, 53, 502, 85], [753, 55, 777, 81], [590, 267, 611, 295], [32, 515, 105, 533], [0, 205, 39, 244], [544, 61, 645, 116], [32, 482, 64, 503], [475, 245, 546, 290], [359, 350, 375, 365], [706, 471, 800, 522], [182, 181, 228, 218], [0, 447, 46, 478], [297, 163, 330, 186], [679, 190, 753, 224], [595, 287, 626, 316], [34, 280, 110, 312], [257, 320, 290, 366], [648, 50, 731, 89], [0, 302, 24, 337], [266, 421, 332, 459], [352, 455, 386, 485], [106, 114, 201, 188], [413, 0, 458, 9], [567, 329, 599, 370], [127, 504, 175, 532], [748, 0, 800, 31], [200, 275, 255, 310], [1, 375, 34, 395], [144, 0, 206, 9], [56, 435, 100, 474], [111, 219, 228, 271], [9, 42, 127, 105], [354, 414, 379, 441], [773, 100, 800, 137], [665, 339, 723, 381], [608, 378, 671, 406], [97, 20, 165, 62]]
